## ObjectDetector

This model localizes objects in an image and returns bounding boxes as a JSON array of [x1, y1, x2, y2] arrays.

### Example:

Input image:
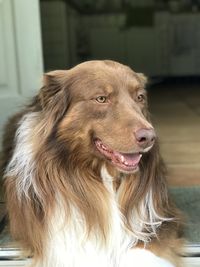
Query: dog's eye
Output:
[[96, 96, 107, 103], [137, 94, 145, 103]]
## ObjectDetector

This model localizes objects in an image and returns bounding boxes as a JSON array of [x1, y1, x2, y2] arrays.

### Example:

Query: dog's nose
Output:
[[135, 128, 156, 149]]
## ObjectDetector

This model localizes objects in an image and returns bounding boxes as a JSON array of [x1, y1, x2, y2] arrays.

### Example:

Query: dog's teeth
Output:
[[102, 144, 107, 150], [120, 155, 125, 163]]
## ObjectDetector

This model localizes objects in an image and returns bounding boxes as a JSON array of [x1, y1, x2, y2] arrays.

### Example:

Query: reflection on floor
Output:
[[149, 80, 200, 187]]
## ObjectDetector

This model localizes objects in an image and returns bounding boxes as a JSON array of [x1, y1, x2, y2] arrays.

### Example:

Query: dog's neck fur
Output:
[[102, 163, 126, 192], [101, 164, 120, 192]]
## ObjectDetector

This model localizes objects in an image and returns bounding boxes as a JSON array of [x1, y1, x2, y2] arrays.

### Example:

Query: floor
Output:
[[148, 80, 200, 187]]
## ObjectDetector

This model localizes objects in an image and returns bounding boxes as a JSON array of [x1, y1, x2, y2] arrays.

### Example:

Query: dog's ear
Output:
[[136, 73, 148, 87], [40, 70, 68, 109], [39, 70, 71, 124]]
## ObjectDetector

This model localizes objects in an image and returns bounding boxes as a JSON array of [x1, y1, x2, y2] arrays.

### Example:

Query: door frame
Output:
[[12, 0, 43, 96], [0, 0, 43, 149]]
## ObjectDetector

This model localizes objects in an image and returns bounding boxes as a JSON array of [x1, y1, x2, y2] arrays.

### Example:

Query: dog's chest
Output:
[[43, 168, 132, 267], [48, 210, 129, 267]]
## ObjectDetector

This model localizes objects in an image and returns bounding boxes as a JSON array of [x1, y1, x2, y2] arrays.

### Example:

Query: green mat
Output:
[[170, 187, 200, 244]]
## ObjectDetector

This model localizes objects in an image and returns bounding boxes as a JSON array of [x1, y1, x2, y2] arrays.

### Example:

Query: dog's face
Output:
[[41, 60, 155, 173]]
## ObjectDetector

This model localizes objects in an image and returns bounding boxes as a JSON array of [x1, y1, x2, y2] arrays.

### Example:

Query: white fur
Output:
[[37, 168, 130, 267], [4, 113, 39, 200], [122, 248, 174, 267], [102, 166, 172, 244]]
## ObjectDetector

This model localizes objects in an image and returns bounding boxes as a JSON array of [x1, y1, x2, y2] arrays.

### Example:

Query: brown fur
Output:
[[2, 60, 183, 265]]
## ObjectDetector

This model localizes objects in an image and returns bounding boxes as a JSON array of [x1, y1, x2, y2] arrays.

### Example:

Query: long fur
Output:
[[2, 60, 183, 267]]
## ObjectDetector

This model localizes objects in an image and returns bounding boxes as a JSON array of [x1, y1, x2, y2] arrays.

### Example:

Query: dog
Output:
[[2, 60, 183, 267]]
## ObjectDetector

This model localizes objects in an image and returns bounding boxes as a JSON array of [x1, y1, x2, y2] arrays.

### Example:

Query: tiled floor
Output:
[[149, 80, 200, 187]]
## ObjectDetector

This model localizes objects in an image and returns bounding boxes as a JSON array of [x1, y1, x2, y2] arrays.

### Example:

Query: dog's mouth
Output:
[[94, 139, 142, 173]]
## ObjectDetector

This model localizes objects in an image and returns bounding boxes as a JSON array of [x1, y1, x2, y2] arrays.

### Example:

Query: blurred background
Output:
[[0, 0, 200, 265], [40, 0, 200, 75]]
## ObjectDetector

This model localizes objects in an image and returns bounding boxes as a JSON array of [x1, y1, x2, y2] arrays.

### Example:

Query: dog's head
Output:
[[39, 60, 155, 174]]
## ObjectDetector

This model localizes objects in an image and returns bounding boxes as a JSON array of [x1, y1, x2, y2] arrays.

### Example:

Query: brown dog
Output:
[[2, 60, 183, 267]]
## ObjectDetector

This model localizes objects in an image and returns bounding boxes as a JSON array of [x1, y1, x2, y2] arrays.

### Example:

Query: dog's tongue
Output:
[[95, 139, 142, 171], [112, 151, 142, 167]]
